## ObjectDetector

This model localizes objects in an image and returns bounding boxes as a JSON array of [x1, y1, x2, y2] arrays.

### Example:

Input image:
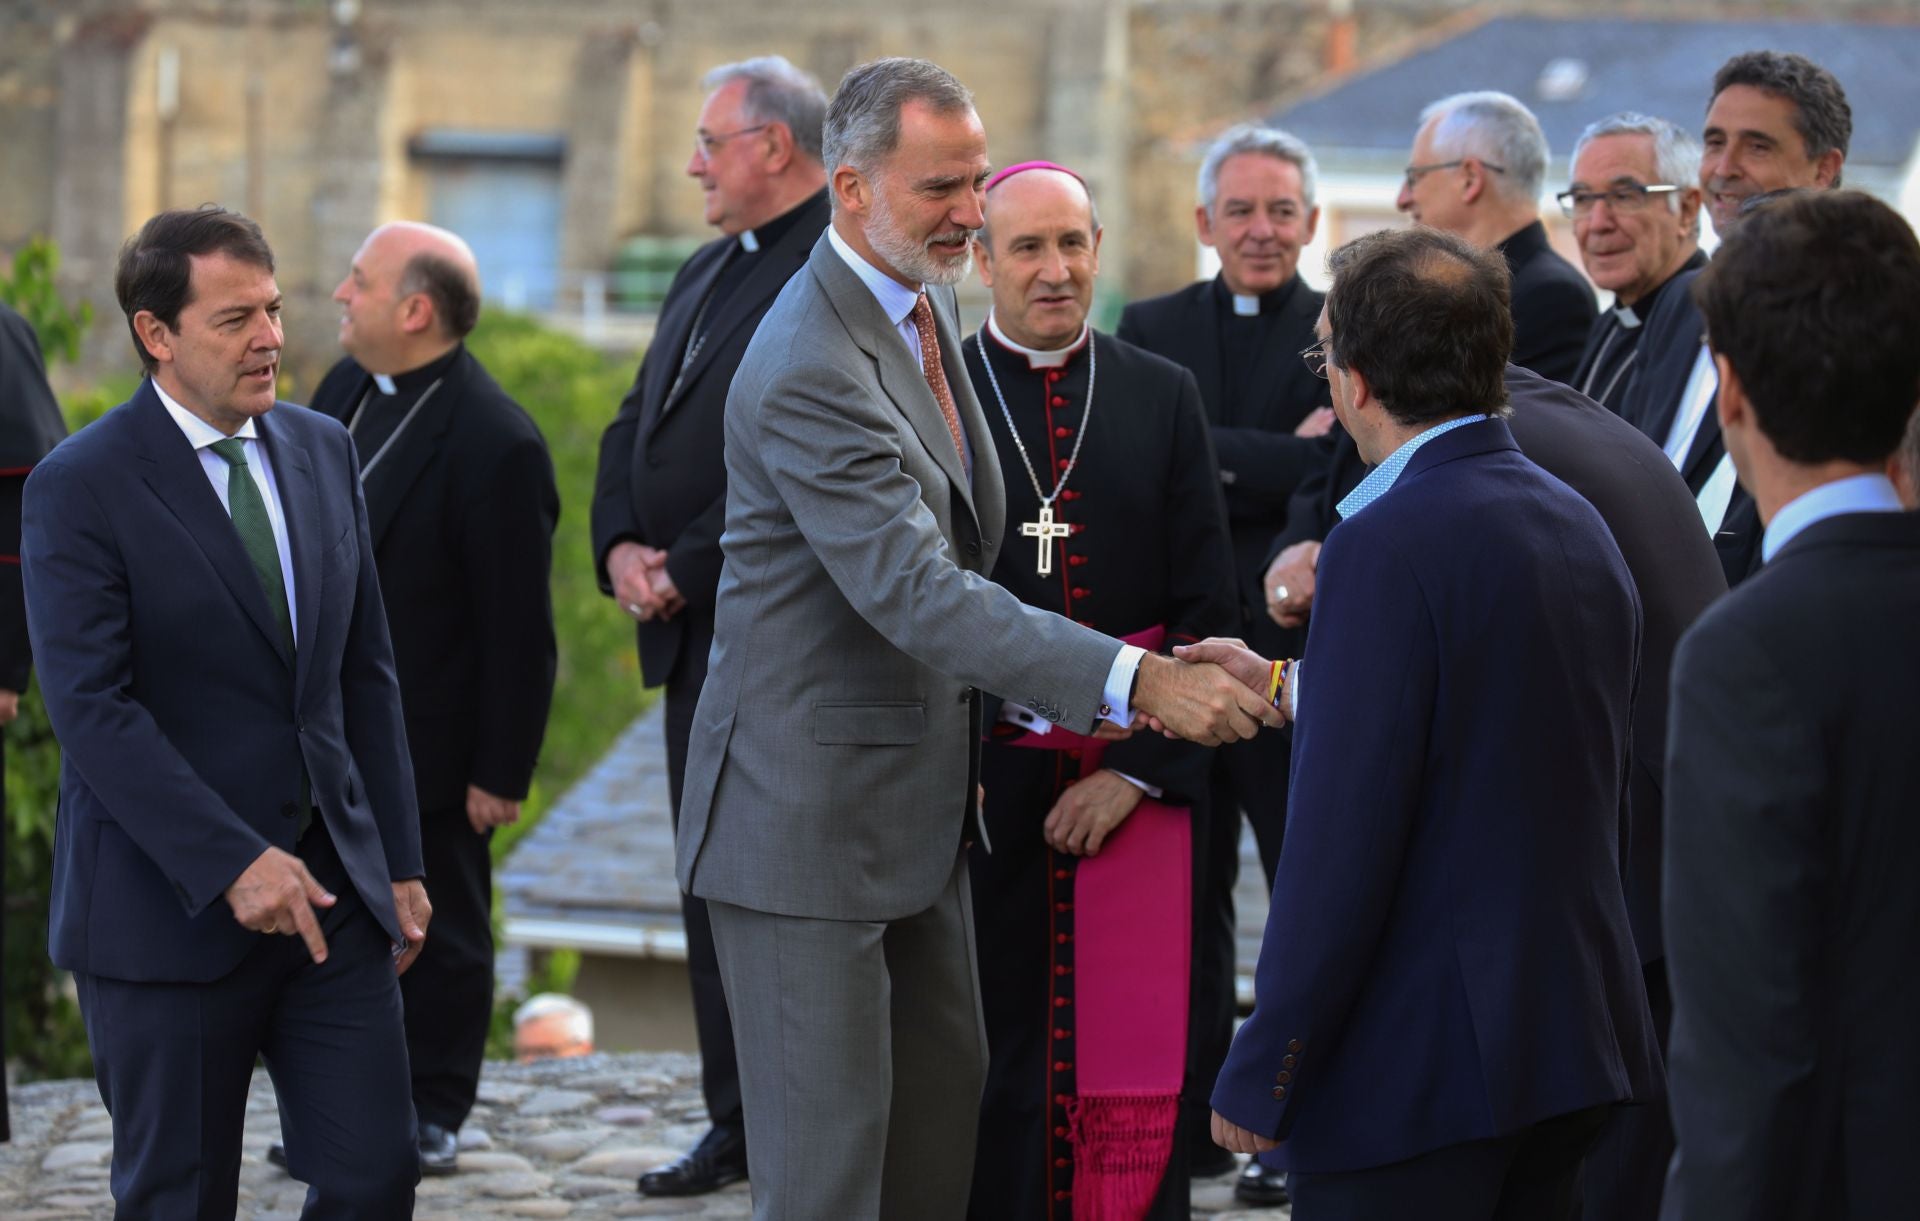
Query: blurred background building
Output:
[[3, 0, 1917, 390]]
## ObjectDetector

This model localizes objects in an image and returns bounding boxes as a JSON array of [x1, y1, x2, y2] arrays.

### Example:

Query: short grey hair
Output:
[[1197, 124, 1319, 214], [822, 57, 973, 185], [1420, 91, 1549, 201], [1570, 112, 1703, 234], [513, 993, 593, 1045], [702, 56, 828, 164]]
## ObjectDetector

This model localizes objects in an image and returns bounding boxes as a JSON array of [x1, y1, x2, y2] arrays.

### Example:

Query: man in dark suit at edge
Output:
[[1662, 189, 1920, 1221], [590, 54, 830, 1199]]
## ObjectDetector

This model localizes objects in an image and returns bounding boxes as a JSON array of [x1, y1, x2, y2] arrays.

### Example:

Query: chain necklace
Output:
[[977, 319, 1096, 575]]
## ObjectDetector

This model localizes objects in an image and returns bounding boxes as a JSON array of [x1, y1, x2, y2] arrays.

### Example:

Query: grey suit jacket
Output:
[[677, 231, 1124, 921]]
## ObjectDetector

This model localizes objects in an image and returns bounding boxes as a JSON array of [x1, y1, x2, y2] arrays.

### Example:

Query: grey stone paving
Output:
[[0, 1052, 1285, 1217]]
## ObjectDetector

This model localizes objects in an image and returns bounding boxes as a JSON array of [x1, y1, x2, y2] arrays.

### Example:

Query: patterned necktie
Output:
[[908, 292, 971, 478], [208, 437, 309, 837]]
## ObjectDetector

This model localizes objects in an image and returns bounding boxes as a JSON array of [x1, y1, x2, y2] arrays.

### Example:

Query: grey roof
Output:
[[1269, 16, 1920, 170]]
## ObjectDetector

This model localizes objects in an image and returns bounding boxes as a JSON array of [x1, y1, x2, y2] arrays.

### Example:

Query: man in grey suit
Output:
[[676, 57, 1278, 1220]]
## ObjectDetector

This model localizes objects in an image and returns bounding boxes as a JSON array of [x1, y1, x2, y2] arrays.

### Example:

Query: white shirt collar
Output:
[[1761, 473, 1904, 563], [985, 310, 1089, 370], [828, 224, 921, 327], [153, 379, 260, 450]]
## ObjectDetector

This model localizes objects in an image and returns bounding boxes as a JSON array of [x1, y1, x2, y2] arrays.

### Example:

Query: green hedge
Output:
[[3, 310, 651, 1081]]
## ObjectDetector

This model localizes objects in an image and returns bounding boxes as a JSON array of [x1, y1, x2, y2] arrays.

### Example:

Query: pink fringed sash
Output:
[[1009, 626, 1192, 1219]]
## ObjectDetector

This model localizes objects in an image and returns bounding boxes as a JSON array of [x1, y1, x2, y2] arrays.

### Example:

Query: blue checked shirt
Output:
[[1336, 414, 1492, 521]]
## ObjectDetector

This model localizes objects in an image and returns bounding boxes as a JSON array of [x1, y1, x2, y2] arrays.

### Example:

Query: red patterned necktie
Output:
[[909, 292, 970, 478]]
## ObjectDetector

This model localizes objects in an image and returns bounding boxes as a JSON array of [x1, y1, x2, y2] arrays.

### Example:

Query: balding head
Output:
[[332, 221, 482, 374], [975, 164, 1102, 351]]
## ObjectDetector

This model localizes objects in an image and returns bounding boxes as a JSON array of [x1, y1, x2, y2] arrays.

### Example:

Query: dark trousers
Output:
[[1578, 961, 1674, 1221], [1290, 1106, 1612, 1221], [74, 819, 418, 1220], [1186, 729, 1291, 1171], [662, 624, 744, 1139], [400, 801, 494, 1132]]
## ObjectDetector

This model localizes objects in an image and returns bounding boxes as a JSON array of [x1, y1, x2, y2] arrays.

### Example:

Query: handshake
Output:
[[1126, 639, 1293, 747]]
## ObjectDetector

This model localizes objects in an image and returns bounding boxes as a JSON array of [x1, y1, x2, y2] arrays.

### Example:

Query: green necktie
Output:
[[208, 438, 293, 653], [209, 437, 309, 837]]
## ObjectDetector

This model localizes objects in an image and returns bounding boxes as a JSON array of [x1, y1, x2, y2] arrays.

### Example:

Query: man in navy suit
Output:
[[1662, 191, 1920, 1221], [21, 206, 427, 1218], [1190, 227, 1659, 1219]]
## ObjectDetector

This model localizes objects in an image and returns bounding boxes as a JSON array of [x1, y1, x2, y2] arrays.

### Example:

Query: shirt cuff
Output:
[[1109, 770, 1165, 799], [1099, 644, 1146, 727], [1288, 658, 1302, 721]]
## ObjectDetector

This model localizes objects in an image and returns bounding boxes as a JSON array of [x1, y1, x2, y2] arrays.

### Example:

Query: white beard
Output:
[[866, 186, 974, 287]]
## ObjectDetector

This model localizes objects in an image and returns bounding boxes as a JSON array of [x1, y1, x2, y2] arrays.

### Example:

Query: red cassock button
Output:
[[1054, 997, 1070, 1007], [1054, 426, 1072, 438], [1055, 965, 1069, 976], [1067, 749, 1082, 760], [1056, 1094, 1071, 1105], [1072, 587, 1090, 598], [1055, 1125, 1068, 1137], [1056, 1191, 1070, 1201], [1055, 1157, 1070, 1168], [1051, 396, 1068, 408], [1057, 934, 1070, 944], [1069, 554, 1087, 567], [1054, 868, 1070, 880], [1047, 370, 1063, 382], [1056, 457, 1071, 470], [1062, 489, 1081, 502], [1054, 1062, 1068, 1072], [1055, 902, 1071, 913], [1054, 1028, 1069, 1040]]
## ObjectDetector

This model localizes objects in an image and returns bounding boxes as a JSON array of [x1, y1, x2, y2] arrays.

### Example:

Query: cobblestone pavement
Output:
[[0, 1052, 1286, 1218]]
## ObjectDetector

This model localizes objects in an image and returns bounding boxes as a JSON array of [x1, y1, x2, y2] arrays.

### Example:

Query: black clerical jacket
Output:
[[1116, 274, 1330, 637], [310, 347, 558, 812], [962, 327, 1237, 804]]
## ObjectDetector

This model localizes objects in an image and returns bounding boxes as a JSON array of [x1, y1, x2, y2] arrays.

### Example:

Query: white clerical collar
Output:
[[153, 379, 261, 449], [985, 310, 1089, 370], [372, 372, 398, 394], [827, 224, 921, 328], [739, 229, 761, 253], [1610, 303, 1643, 329], [1232, 293, 1261, 317]]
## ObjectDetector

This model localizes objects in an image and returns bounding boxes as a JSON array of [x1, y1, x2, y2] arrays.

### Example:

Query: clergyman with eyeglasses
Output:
[[1396, 90, 1596, 383], [1562, 114, 1709, 413]]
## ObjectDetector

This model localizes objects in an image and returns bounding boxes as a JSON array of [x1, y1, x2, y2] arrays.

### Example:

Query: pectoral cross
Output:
[[1020, 504, 1073, 575]]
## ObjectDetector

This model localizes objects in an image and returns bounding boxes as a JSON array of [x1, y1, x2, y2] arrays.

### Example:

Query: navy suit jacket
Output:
[[1212, 418, 1660, 1172], [1663, 508, 1920, 1221], [22, 383, 421, 983]]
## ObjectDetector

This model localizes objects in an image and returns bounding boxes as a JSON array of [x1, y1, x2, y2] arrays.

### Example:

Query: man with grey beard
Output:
[[674, 56, 1281, 1219]]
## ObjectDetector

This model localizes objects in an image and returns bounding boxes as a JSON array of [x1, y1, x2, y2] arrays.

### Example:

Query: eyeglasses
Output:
[[1556, 182, 1682, 219], [1403, 159, 1507, 192], [693, 123, 770, 159], [1300, 339, 1331, 380]]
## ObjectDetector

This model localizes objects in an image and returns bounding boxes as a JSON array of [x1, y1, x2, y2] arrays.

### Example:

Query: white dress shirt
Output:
[[825, 225, 1141, 725], [155, 381, 299, 636], [1662, 344, 1741, 534], [1762, 473, 1905, 563]]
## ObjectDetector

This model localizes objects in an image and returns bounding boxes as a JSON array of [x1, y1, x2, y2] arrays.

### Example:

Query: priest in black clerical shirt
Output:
[[297, 221, 559, 1177], [1116, 124, 1330, 1203], [1563, 113, 1709, 414], [962, 162, 1236, 1221]]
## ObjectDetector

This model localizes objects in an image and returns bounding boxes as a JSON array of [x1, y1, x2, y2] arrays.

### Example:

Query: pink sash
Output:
[[1008, 626, 1191, 1219]]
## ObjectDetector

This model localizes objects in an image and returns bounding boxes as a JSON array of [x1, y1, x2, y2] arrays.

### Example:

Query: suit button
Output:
[[281, 802, 299, 820], [1276, 1070, 1292, 1085], [1272, 1085, 1288, 1100], [1282, 1054, 1296, 1068], [965, 540, 980, 556], [1287, 1039, 1302, 1053]]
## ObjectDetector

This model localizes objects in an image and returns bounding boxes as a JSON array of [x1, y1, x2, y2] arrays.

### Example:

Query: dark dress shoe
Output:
[[1235, 1157, 1291, 1206], [418, 1122, 460, 1176], [266, 1142, 289, 1170], [637, 1126, 747, 1197]]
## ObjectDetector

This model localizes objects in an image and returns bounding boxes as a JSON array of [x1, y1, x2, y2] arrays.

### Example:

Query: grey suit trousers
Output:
[[707, 849, 987, 1220]]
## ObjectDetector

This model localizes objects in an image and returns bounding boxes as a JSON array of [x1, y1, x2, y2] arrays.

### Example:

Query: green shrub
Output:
[[3, 301, 653, 1082]]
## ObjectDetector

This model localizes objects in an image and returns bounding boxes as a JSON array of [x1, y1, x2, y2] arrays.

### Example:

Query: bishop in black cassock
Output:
[[963, 163, 1236, 1221]]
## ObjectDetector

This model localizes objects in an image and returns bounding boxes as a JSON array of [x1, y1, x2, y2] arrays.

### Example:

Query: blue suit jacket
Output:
[[1212, 417, 1660, 1172], [22, 382, 422, 983]]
